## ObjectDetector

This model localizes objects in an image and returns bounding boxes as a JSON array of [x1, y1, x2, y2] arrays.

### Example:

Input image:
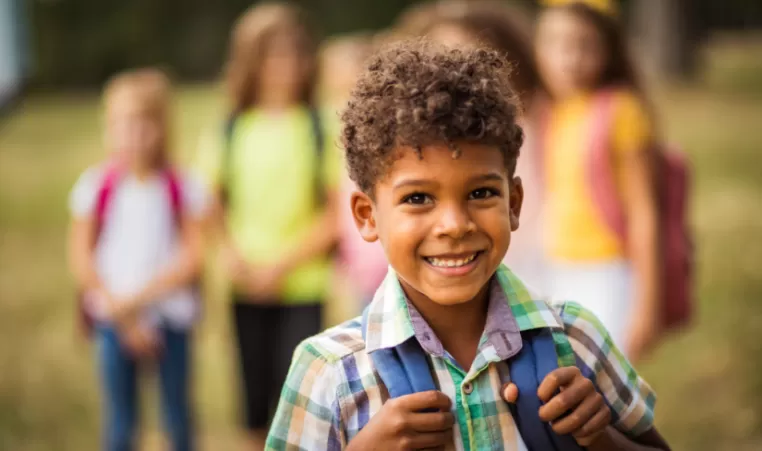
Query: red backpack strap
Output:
[[163, 167, 184, 228], [530, 95, 552, 191], [587, 90, 628, 244], [94, 164, 123, 237], [79, 164, 121, 339]]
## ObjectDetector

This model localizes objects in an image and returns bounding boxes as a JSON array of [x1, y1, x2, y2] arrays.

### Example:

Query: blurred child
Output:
[[68, 68, 207, 451], [534, 0, 661, 360], [319, 33, 388, 316], [407, 0, 548, 289], [194, 3, 337, 448], [319, 32, 374, 110]]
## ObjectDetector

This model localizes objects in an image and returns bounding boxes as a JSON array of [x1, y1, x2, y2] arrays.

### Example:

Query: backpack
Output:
[[586, 91, 694, 331], [76, 164, 188, 338], [220, 107, 327, 208], [360, 307, 585, 451]]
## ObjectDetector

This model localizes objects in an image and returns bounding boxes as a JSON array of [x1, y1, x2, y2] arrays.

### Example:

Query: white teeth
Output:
[[427, 253, 477, 268]]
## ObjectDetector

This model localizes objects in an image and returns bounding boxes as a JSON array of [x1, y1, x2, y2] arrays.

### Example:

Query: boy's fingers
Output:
[[539, 375, 594, 422], [573, 407, 612, 445], [409, 411, 455, 432], [502, 383, 519, 404], [405, 430, 453, 450], [548, 391, 604, 435], [397, 391, 452, 412], [537, 367, 580, 402]]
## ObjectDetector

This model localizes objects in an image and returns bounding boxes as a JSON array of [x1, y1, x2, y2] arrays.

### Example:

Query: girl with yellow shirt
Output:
[[535, 0, 661, 362], [195, 4, 339, 448]]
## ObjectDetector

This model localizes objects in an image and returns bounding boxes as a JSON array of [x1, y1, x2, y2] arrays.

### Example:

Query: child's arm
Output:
[[271, 188, 340, 275], [507, 367, 670, 450], [588, 427, 670, 451], [622, 143, 661, 362], [554, 301, 671, 450], [118, 214, 205, 313], [68, 168, 108, 298], [229, 187, 340, 300], [616, 93, 662, 362], [262, 140, 343, 284], [502, 380, 670, 451], [68, 215, 106, 295], [266, 340, 346, 450]]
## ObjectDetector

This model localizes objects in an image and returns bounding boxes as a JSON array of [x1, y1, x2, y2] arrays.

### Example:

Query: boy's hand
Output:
[[539, 367, 611, 446], [501, 367, 611, 446], [347, 391, 454, 451]]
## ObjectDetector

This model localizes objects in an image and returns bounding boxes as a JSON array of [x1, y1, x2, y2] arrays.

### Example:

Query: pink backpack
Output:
[[337, 177, 389, 300], [586, 91, 694, 331], [77, 164, 184, 338]]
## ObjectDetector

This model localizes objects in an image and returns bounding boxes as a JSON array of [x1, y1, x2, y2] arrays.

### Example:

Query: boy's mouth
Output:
[[423, 251, 484, 275]]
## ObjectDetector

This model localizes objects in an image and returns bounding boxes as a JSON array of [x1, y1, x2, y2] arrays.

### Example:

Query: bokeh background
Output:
[[2, 0, 762, 450]]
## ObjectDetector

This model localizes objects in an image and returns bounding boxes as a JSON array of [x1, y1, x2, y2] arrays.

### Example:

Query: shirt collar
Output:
[[363, 264, 564, 355]]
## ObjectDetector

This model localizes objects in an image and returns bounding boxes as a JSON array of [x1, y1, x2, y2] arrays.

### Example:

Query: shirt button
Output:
[[463, 382, 474, 394]]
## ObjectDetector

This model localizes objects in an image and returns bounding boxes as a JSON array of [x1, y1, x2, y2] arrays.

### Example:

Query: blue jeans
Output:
[[96, 325, 194, 451]]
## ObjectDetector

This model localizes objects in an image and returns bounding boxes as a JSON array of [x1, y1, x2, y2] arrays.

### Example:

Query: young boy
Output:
[[266, 41, 670, 451]]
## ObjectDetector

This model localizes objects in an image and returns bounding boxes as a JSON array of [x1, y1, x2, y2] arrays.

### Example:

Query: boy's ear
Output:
[[350, 191, 379, 242], [509, 176, 524, 232]]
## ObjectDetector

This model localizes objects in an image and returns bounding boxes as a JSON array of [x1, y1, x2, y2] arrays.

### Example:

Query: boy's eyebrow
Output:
[[392, 172, 505, 190], [469, 172, 506, 183], [392, 178, 437, 190]]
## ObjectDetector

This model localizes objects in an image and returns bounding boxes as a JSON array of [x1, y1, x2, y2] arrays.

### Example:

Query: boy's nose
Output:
[[433, 203, 477, 239]]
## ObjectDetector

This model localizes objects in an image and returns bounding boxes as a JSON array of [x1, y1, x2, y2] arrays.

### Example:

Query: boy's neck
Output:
[[404, 282, 491, 370]]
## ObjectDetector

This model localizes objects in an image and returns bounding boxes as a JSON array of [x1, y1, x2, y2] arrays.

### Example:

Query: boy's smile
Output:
[[351, 142, 523, 308]]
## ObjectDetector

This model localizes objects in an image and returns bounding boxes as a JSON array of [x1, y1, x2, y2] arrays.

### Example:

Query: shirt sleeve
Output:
[[612, 90, 653, 159], [69, 166, 103, 219], [266, 340, 347, 450], [556, 301, 656, 437]]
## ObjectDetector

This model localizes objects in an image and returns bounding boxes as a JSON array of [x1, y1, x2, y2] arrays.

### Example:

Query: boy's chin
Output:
[[422, 286, 485, 307]]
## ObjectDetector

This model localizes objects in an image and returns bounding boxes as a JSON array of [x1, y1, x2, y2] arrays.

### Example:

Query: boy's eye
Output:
[[469, 188, 500, 200], [402, 193, 432, 205]]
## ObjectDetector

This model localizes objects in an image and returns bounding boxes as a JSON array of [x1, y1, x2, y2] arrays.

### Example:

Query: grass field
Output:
[[2, 40, 762, 450]]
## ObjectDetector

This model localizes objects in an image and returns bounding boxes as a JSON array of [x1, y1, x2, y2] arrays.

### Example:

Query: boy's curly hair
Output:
[[341, 39, 524, 195]]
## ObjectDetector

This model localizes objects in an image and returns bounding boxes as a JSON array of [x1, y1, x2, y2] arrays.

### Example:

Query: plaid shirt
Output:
[[266, 265, 656, 450]]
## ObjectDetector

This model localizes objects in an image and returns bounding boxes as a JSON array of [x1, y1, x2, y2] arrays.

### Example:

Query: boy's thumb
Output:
[[502, 383, 519, 404]]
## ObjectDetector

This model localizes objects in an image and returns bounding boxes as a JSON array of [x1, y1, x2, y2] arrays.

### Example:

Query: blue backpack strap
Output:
[[509, 329, 585, 451], [361, 307, 437, 402]]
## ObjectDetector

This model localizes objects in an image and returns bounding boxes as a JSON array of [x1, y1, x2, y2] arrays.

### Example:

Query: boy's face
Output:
[[351, 142, 522, 307]]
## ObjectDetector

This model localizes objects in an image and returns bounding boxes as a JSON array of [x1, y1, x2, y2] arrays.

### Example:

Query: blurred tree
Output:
[[630, 0, 699, 80], [25, 0, 762, 89]]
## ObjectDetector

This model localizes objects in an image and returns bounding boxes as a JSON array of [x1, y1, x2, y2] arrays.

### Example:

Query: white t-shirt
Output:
[[69, 166, 210, 330]]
